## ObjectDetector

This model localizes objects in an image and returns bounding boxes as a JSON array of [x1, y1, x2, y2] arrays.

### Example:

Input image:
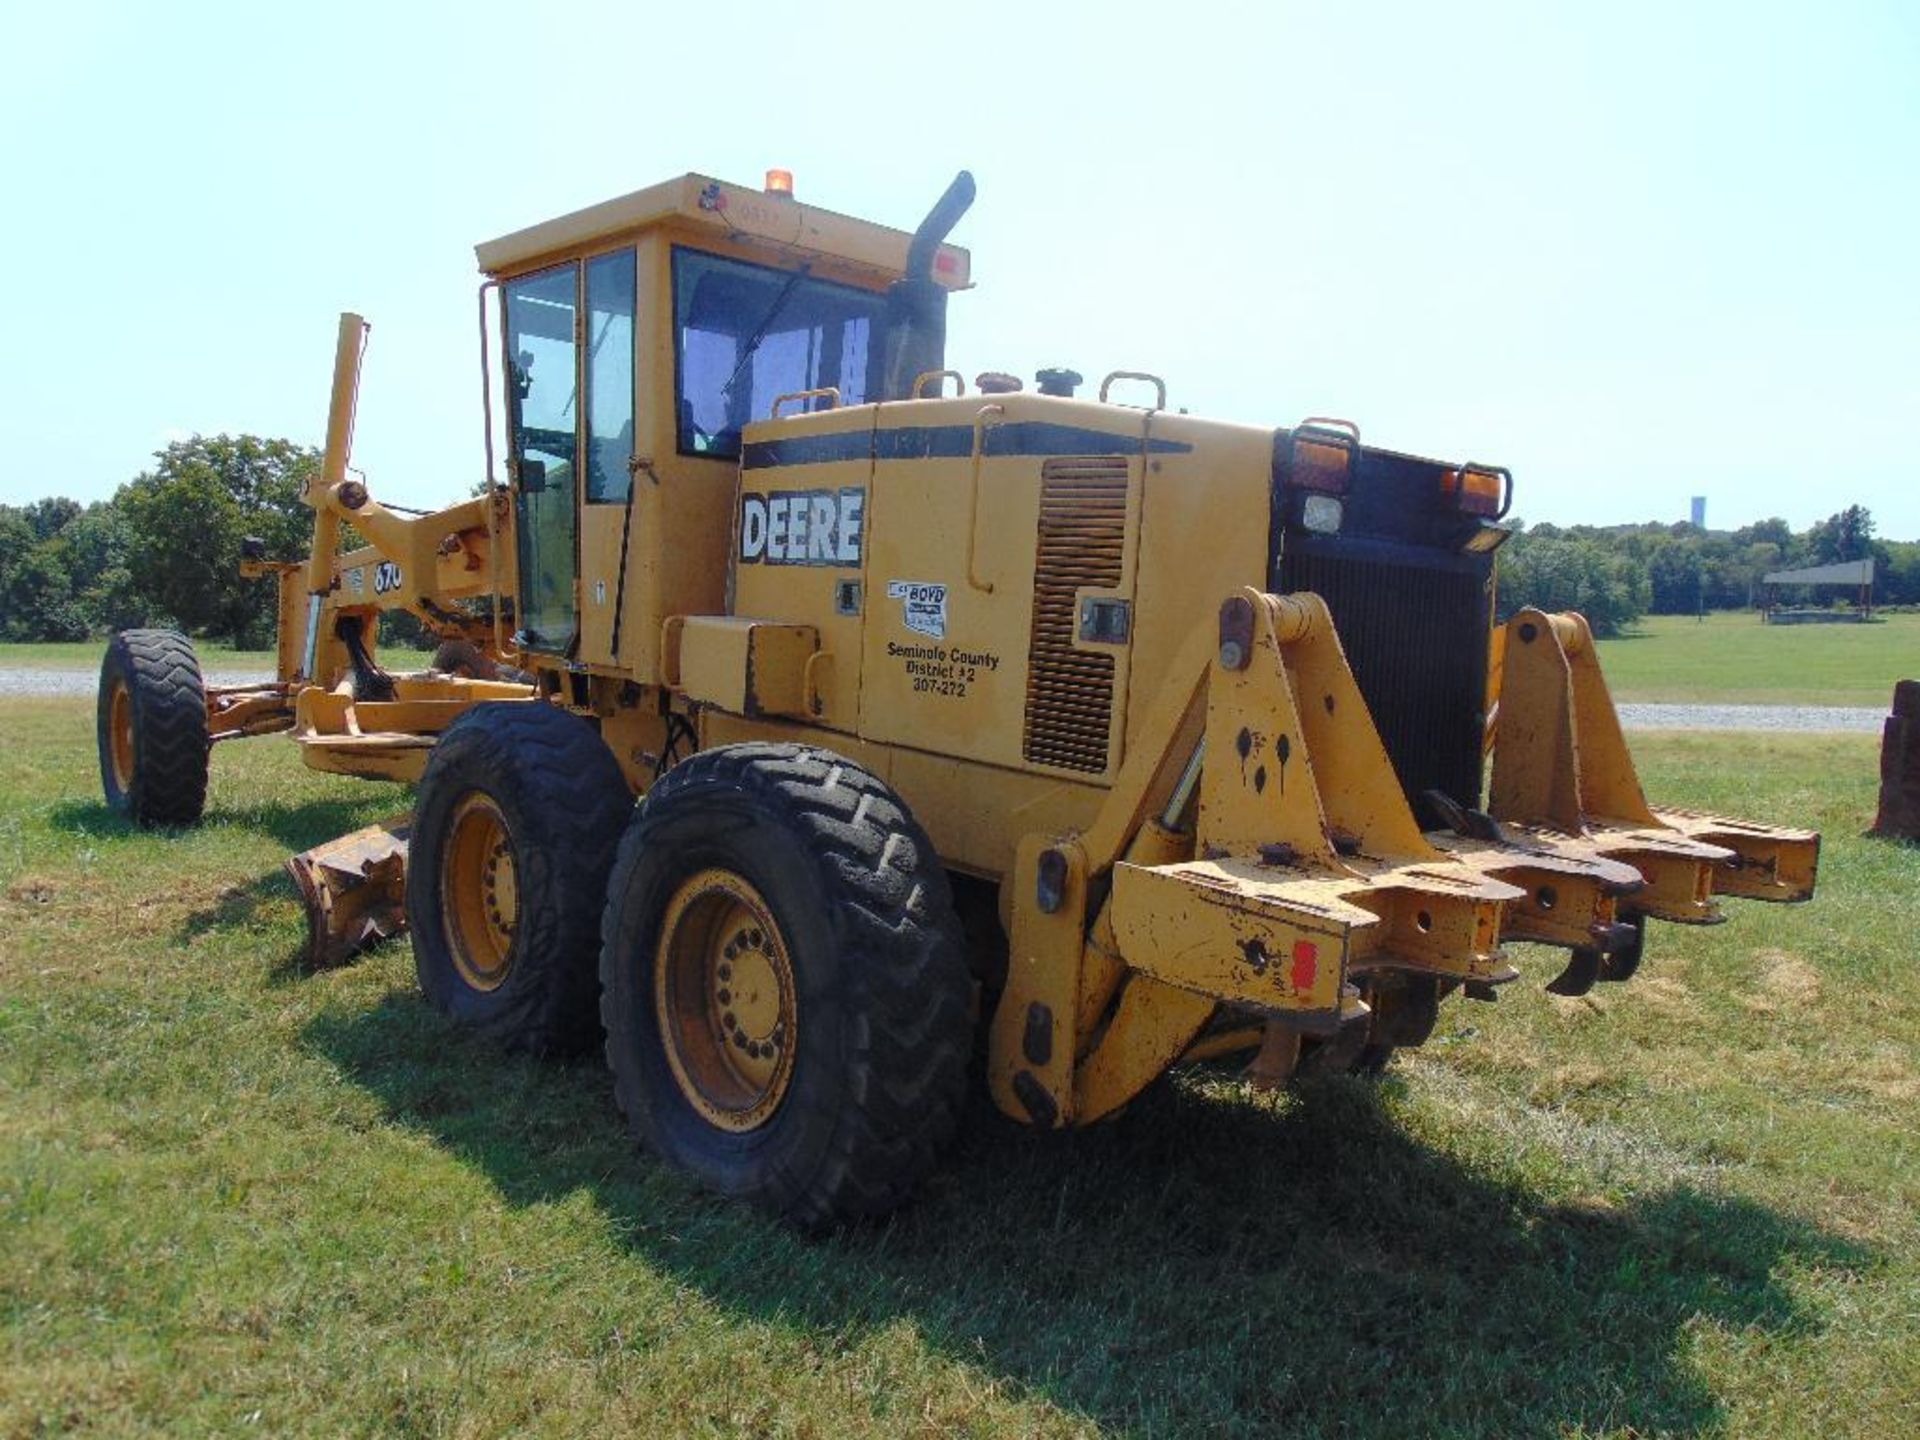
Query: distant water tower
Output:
[[1690, 495, 1707, 528]]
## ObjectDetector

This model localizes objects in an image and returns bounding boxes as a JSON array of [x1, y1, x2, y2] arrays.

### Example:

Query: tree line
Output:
[[0, 433, 1909, 646], [1, 436, 320, 647], [1496, 504, 1911, 636]]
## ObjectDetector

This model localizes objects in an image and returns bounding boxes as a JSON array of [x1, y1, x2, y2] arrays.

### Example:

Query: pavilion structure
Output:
[[1760, 558, 1875, 623]]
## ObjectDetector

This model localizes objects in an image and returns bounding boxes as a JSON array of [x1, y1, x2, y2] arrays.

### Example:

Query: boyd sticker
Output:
[[886, 581, 948, 640], [739, 488, 864, 566]]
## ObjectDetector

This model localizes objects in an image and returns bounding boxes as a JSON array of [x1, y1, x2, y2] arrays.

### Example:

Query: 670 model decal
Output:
[[739, 488, 864, 566]]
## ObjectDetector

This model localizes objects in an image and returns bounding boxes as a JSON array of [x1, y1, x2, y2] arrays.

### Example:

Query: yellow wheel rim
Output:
[[108, 679, 135, 793], [441, 793, 518, 991], [653, 869, 797, 1133]]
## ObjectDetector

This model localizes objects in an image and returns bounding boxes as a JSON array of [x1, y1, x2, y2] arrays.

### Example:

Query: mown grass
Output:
[[8, 614, 1914, 710], [0, 641, 433, 674], [3, 700, 1918, 1436], [1593, 611, 1917, 707], [0, 640, 287, 672]]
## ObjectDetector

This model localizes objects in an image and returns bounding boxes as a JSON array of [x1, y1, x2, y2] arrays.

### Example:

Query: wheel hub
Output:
[[108, 680, 135, 792], [483, 835, 517, 934], [442, 793, 517, 991], [654, 869, 797, 1132]]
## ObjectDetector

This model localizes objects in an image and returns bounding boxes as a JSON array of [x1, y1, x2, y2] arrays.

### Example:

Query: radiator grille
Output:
[[1023, 457, 1129, 773], [1278, 543, 1491, 809]]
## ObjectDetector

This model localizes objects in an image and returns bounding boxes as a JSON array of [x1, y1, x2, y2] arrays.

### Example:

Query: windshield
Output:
[[672, 247, 888, 457]]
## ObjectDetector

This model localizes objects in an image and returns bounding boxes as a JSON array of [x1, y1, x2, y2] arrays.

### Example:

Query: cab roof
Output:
[[474, 172, 972, 288]]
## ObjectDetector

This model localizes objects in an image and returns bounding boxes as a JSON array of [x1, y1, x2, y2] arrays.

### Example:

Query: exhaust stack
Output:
[[882, 170, 975, 400]]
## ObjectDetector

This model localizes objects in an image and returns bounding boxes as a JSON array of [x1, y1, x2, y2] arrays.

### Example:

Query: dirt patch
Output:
[[1529, 1060, 1615, 1107], [1, 872, 259, 952], [1744, 949, 1821, 1012], [5, 875, 60, 906], [1546, 990, 1610, 1024], [1634, 975, 1699, 1019], [1488, 1035, 1547, 1071], [1846, 1048, 1920, 1104]]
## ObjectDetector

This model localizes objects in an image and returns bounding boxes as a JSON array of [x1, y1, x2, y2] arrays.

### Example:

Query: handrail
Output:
[[912, 369, 966, 399], [1098, 370, 1167, 410], [967, 404, 1005, 593], [769, 387, 841, 419], [475, 278, 512, 665], [803, 649, 833, 717], [1294, 415, 1361, 444]]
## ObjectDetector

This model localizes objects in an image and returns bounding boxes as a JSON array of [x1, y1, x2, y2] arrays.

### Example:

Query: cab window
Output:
[[672, 248, 887, 458], [504, 262, 578, 651], [584, 248, 636, 502]]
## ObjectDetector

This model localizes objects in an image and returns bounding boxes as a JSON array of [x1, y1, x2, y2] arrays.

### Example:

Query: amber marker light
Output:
[[1443, 465, 1512, 518], [765, 168, 795, 197]]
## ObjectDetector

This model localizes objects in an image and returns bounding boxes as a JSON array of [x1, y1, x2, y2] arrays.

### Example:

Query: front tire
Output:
[[599, 743, 971, 1228], [97, 628, 209, 827], [406, 701, 631, 1054]]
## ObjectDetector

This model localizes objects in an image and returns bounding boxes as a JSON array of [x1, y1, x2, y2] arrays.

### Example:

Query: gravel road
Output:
[[1613, 702, 1884, 733], [0, 667, 1888, 732], [1, 669, 273, 698]]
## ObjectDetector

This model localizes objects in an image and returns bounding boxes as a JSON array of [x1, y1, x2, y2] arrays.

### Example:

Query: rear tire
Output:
[[406, 702, 632, 1054], [96, 628, 209, 827], [599, 743, 971, 1229]]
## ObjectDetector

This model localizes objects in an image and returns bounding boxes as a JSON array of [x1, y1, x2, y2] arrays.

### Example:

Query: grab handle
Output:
[[967, 404, 1005, 593], [913, 369, 967, 399], [769, 387, 841, 419], [1098, 370, 1167, 410]]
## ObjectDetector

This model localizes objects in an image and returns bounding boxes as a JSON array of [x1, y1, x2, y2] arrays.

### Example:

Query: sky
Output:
[[2, 0, 1915, 536]]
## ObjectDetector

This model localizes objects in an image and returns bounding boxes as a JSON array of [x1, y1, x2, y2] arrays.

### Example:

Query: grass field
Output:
[[7, 614, 1912, 718], [0, 641, 434, 674], [3, 701, 1918, 1436], [8, 612, 1915, 711], [0, 640, 288, 672], [1593, 611, 1918, 707]]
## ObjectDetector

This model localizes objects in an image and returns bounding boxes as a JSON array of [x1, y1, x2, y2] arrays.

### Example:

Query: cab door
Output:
[[504, 263, 581, 654], [573, 248, 639, 666]]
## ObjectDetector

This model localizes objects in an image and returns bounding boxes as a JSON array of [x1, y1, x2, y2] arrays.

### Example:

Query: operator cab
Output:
[[475, 173, 971, 678]]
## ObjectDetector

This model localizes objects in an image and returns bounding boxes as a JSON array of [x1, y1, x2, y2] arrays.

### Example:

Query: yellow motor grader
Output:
[[97, 169, 1819, 1226]]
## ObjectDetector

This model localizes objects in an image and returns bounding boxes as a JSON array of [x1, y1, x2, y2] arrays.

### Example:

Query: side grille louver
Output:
[[1023, 457, 1129, 773]]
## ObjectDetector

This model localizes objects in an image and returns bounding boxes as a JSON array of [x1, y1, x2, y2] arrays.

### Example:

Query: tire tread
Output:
[[408, 702, 632, 1054], [601, 742, 971, 1228], [98, 628, 209, 827]]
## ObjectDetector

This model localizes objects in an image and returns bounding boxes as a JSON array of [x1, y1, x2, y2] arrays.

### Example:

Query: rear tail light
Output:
[[1286, 417, 1360, 496], [1444, 463, 1512, 518]]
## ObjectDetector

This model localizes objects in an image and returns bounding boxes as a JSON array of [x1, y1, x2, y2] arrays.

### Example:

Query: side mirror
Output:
[[517, 458, 547, 494]]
